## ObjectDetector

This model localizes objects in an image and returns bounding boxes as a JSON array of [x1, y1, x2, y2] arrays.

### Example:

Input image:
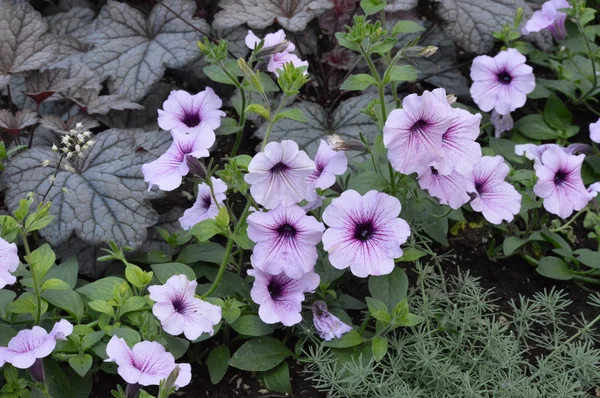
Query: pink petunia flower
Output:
[[305, 140, 348, 201], [148, 275, 222, 341], [0, 237, 19, 289], [465, 156, 522, 224], [142, 130, 215, 191], [470, 49, 535, 116], [0, 320, 73, 369], [105, 336, 191, 388], [515, 143, 589, 169], [417, 166, 471, 210], [384, 90, 457, 175], [247, 204, 324, 279], [247, 268, 320, 326], [268, 52, 309, 77], [179, 177, 227, 230], [533, 147, 594, 219], [245, 140, 315, 209], [523, 0, 570, 41], [245, 29, 295, 53], [157, 89, 225, 136], [491, 110, 514, 137], [428, 89, 482, 175], [591, 118, 600, 143], [312, 301, 352, 341], [322, 190, 411, 278], [245, 30, 307, 77]]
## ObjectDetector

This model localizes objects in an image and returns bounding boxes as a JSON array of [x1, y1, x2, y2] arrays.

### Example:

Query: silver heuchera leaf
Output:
[[38, 114, 99, 136], [254, 93, 382, 156], [385, 0, 418, 11], [83, 0, 210, 101], [55, 237, 110, 278], [45, 7, 95, 41], [0, 1, 58, 86], [437, 0, 534, 54], [139, 207, 185, 255], [1, 129, 170, 249], [212, 26, 250, 59], [213, 0, 333, 31], [68, 87, 144, 115]]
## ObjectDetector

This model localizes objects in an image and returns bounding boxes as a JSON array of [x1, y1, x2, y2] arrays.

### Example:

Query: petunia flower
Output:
[[464, 156, 522, 224], [105, 336, 191, 388], [491, 110, 514, 138], [417, 166, 471, 210], [0, 237, 19, 289], [157, 89, 225, 136], [247, 204, 325, 279], [179, 178, 227, 230], [428, 88, 482, 175], [384, 90, 457, 175], [523, 0, 570, 41], [142, 130, 215, 191], [245, 140, 315, 209], [322, 190, 411, 278], [247, 268, 320, 326], [591, 118, 600, 143], [305, 140, 348, 201], [268, 52, 309, 77], [533, 147, 594, 219], [245, 29, 295, 53], [589, 182, 600, 198], [515, 143, 589, 169], [312, 301, 353, 341], [0, 320, 73, 370], [148, 274, 222, 340], [470, 48, 535, 116]]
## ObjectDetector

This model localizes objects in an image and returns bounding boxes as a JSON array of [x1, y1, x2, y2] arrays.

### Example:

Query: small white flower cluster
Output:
[[52, 122, 94, 159]]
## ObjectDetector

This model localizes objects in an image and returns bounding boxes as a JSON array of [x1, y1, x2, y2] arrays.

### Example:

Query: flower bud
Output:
[[326, 134, 366, 152], [312, 301, 353, 341]]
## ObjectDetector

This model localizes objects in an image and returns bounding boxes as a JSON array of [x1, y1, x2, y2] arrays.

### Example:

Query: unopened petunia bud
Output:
[[326, 134, 366, 152], [406, 45, 438, 58], [312, 301, 353, 341]]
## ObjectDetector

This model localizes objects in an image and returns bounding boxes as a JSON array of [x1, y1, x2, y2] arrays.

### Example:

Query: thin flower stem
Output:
[[550, 209, 587, 232], [574, 18, 597, 103], [231, 88, 247, 157], [546, 311, 600, 360], [260, 95, 289, 151], [41, 155, 65, 203], [22, 232, 43, 325]]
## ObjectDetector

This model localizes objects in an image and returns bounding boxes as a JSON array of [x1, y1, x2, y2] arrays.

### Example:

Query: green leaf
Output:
[[371, 38, 397, 54], [232, 221, 254, 250], [395, 248, 426, 262], [340, 74, 378, 91], [391, 20, 425, 35], [574, 249, 600, 268], [322, 330, 364, 348], [366, 297, 391, 323], [259, 361, 293, 394], [335, 33, 360, 52], [163, 334, 189, 360], [228, 337, 292, 372], [536, 257, 573, 280], [384, 65, 417, 84], [207, 345, 230, 385], [515, 114, 558, 140], [0, 324, 17, 346], [368, 268, 408, 310], [246, 104, 270, 121], [125, 263, 153, 288], [544, 94, 572, 131], [503, 236, 528, 256], [7, 294, 37, 314], [76, 277, 126, 301], [215, 117, 242, 136], [42, 289, 84, 322], [69, 355, 93, 377], [176, 242, 225, 264], [188, 219, 223, 242], [108, 328, 141, 346], [360, 0, 386, 15], [230, 315, 277, 336], [44, 257, 78, 289], [203, 63, 241, 85], [216, 206, 230, 228], [120, 296, 147, 316], [371, 336, 388, 361], [88, 300, 115, 317], [151, 263, 196, 284], [395, 313, 425, 327], [274, 108, 307, 123], [41, 278, 71, 292], [81, 331, 106, 350], [24, 243, 55, 280], [0, 290, 16, 318]]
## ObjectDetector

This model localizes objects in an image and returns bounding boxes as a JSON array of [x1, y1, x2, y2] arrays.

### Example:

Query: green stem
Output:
[[22, 233, 43, 325], [231, 88, 247, 157], [546, 311, 600, 360], [388, 161, 397, 196], [550, 209, 587, 232], [201, 201, 252, 299], [358, 313, 372, 336], [574, 18, 597, 103], [260, 95, 289, 151]]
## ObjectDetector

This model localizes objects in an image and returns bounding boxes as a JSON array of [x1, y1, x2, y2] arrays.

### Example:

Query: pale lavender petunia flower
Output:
[[533, 147, 594, 219], [312, 301, 352, 341], [245, 30, 307, 76], [105, 336, 191, 388], [179, 177, 227, 230], [0, 237, 19, 289], [322, 190, 411, 278], [142, 130, 215, 191], [523, 0, 570, 41], [158, 89, 225, 136], [589, 182, 600, 198], [247, 204, 324, 279], [465, 156, 521, 224], [247, 268, 320, 326], [148, 275, 222, 340], [470, 49, 535, 116], [491, 110, 514, 137], [515, 143, 590, 169], [245, 29, 295, 53], [428, 88, 482, 175], [591, 118, 600, 143], [0, 320, 73, 369], [245, 140, 315, 209], [305, 140, 348, 201], [417, 166, 471, 210], [384, 90, 457, 175], [268, 52, 309, 77]]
